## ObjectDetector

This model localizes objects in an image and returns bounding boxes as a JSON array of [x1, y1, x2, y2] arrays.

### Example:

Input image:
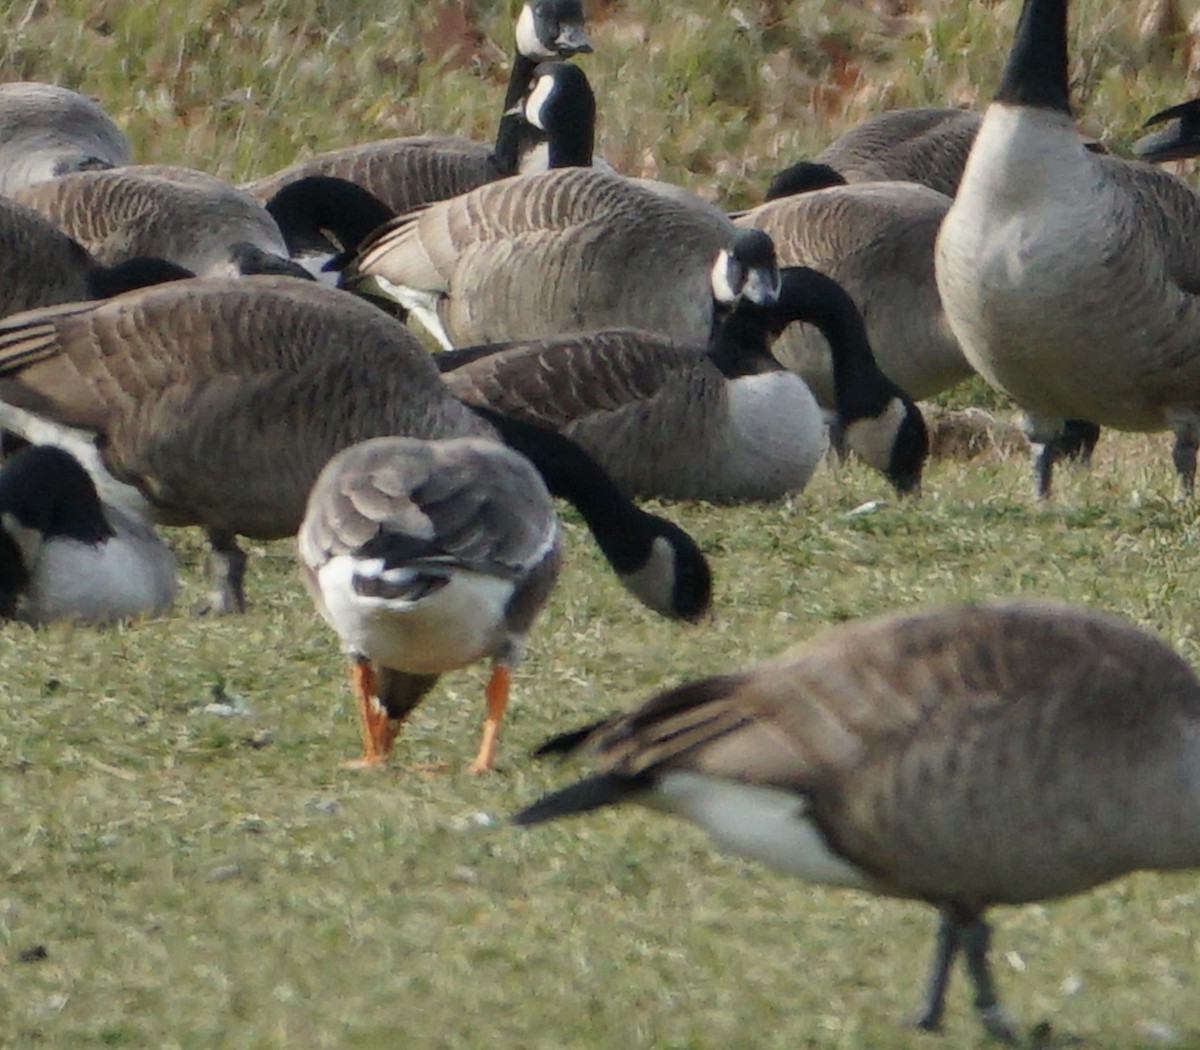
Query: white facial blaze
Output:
[[710, 249, 739, 304], [515, 5, 556, 59]]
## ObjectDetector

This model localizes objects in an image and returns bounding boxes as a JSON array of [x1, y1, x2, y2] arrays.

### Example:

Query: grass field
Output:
[[4, 0, 1200, 1047]]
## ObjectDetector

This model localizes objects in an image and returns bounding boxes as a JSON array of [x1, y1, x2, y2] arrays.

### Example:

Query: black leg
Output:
[[914, 911, 960, 1032], [204, 530, 247, 614], [961, 918, 1019, 1044], [1171, 428, 1197, 497]]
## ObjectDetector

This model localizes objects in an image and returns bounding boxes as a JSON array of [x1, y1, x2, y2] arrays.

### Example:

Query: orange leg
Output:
[[341, 660, 402, 770], [468, 665, 510, 774]]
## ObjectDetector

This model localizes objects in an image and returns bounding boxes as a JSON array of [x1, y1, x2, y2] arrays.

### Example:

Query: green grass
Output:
[[5, 0, 1200, 1046]]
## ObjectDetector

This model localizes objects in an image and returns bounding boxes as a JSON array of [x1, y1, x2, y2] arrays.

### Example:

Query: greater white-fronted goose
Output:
[[299, 435, 560, 771], [516, 598, 1200, 1042], [0, 444, 176, 624]]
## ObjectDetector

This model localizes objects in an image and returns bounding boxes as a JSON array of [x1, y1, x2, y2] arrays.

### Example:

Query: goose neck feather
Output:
[[994, 0, 1070, 114]]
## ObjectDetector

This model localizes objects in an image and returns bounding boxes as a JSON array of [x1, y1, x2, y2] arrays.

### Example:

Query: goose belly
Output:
[[650, 772, 877, 890], [23, 533, 176, 624], [316, 556, 514, 673]]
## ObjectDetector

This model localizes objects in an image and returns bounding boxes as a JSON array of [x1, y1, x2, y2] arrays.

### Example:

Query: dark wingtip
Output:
[[512, 773, 640, 826], [764, 161, 847, 201], [532, 720, 609, 758]]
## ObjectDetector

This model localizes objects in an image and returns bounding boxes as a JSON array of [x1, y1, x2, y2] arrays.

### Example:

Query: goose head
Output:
[[1133, 97, 1200, 163], [516, 0, 592, 59], [711, 228, 782, 309]]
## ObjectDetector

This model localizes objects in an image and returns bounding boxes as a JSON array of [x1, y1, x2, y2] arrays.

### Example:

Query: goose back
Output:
[[0, 83, 131, 194], [10, 167, 298, 278], [350, 167, 738, 347]]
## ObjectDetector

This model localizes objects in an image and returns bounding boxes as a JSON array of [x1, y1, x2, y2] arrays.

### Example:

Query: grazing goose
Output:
[[241, 0, 591, 212], [442, 266, 927, 499], [767, 108, 983, 200], [0, 83, 131, 195], [299, 436, 560, 771], [0, 445, 176, 624], [347, 174, 776, 350], [936, 0, 1200, 497], [515, 598, 1200, 1042], [0, 277, 711, 623], [10, 167, 313, 280]]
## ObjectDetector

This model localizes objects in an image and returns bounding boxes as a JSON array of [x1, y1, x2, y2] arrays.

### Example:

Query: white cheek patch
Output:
[[524, 74, 555, 132], [515, 6, 557, 59], [844, 397, 909, 474], [710, 249, 740, 304]]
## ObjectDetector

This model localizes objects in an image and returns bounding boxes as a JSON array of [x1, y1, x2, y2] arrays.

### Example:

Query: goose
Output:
[[299, 435, 560, 771], [0, 277, 711, 623], [0, 445, 176, 624], [935, 0, 1200, 498], [766, 108, 983, 200], [0, 195, 194, 320], [0, 83, 131, 195], [9, 166, 314, 280], [347, 173, 778, 350], [441, 266, 928, 499], [1133, 96, 1200, 161], [515, 597, 1200, 1042], [241, 0, 591, 212]]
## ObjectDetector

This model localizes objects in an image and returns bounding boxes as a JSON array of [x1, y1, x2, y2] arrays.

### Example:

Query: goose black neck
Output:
[[772, 267, 898, 421], [994, 0, 1071, 114], [492, 53, 539, 177], [543, 73, 595, 169], [266, 176, 395, 257], [707, 308, 782, 379]]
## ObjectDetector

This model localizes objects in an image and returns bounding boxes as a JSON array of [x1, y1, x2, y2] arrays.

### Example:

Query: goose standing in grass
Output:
[[515, 598, 1200, 1042], [10, 167, 313, 280], [0, 83, 131, 195], [0, 445, 176, 624], [442, 266, 927, 499], [299, 436, 560, 771], [242, 0, 591, 212], [935, 0, 1200, 497], [0, 277, 711, 623], [348, 175, 778, 350]]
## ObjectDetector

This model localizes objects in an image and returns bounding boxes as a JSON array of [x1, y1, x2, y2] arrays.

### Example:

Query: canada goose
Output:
[[515, 597, 1200, 1041], [1133, 96, 1200, 161], [0, 83, 131, 195], [347, 175, 777, 350], [299, 435, 560, 771], [442, 266, 928, 499], [0, 195, 194, 320], [0, 277, 711, 622], [241, 0, 591, 212], [767, 108, 983, 200], [0, 445, 176, 624], [935, 0, 1200, 497], [10, 167, 313, 281]]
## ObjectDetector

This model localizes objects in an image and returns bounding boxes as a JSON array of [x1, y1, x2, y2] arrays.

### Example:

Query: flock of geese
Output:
[[7, 0, 1200, 1041]]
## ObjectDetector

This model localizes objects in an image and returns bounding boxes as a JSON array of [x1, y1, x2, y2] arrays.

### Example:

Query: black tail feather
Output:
[[532, 719, 610, 758], [512, 773, 642, 826]]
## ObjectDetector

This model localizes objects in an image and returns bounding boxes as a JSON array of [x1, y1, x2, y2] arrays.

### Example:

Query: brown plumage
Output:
[[0, 276, 712, 621], [516, 598, 1200, 1041], [299, 435, 561, 771]]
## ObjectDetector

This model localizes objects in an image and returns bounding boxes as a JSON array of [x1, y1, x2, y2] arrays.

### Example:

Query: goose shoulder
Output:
[[737, 181, 965, 404], [0, 83, 131, 194]]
